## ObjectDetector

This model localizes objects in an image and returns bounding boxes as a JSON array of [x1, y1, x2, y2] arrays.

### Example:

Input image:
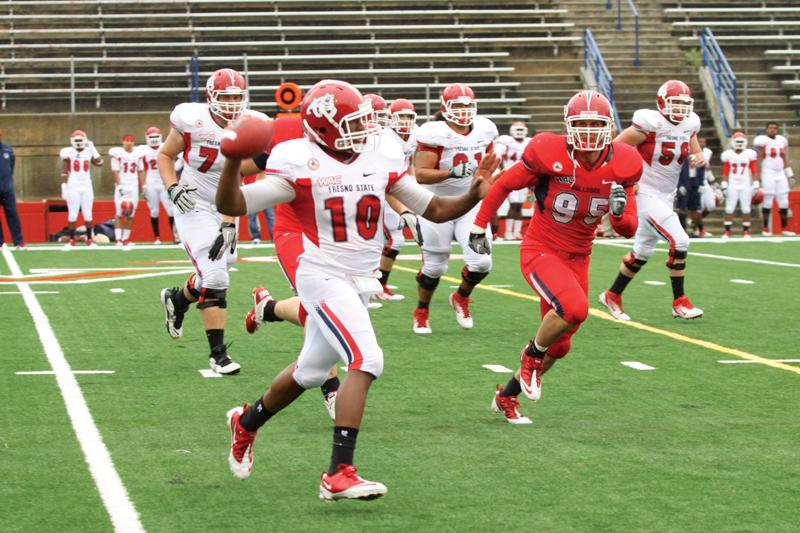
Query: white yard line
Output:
[[1, 247, 144, 532], [16, 370, 115, 375], [482, 364, 514, 373], [594, 240, 800, 268], [198, 369, 223, 379], [0, 290, 60, 295], [621, 361, 657, 371]]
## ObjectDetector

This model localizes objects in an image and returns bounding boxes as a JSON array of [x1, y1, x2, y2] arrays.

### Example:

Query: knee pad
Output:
[[416, 271, 440, 291], [461, 266, 489, 285], [465, 252, 492, 273], [561, 298, 589, 326], [197, 287, 227, 309], [420, 252, 449, 279], [382, 247, 399, 260], [666, 249, 688, 269], [201, 268, 230, 291], [622, 252, 647, 273], [292, 365, 329, 389], [185, 273, 201, 299]]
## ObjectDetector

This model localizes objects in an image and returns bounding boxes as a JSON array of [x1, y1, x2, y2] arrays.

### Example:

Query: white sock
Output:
[[504, 219, 513, 239], [513, 219, 523, 235], [114, 228, 122, 241], [122, 229, 131, 241]]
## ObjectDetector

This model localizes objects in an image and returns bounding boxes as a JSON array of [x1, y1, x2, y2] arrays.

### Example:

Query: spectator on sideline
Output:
[[243, 172, 275, 242], [0, 128, 24, 249]]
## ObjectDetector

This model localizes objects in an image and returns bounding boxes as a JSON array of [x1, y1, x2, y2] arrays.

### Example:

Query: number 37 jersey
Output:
[[415, 116, 498, 196], [632, 108, 701, 198]]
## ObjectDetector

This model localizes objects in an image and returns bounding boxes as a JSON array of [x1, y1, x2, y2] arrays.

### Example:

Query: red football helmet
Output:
[[564, 90, 613, 152], [657, 80, 693, 123], [145, 126, 162, 148], [509, 121, 528, 141], [206, 68, 248, 121], [70, 130, 87, 150], [120, 199, 135, 218], [390, 98, 417, 134], [364, 94, 390, 128], [731, 131, 748, 151], [301, 79, 380, 153], [440, 83, 476, 126]]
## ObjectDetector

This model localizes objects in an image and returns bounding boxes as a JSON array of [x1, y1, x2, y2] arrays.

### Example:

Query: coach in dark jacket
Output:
[[0, 128, 24, 248]]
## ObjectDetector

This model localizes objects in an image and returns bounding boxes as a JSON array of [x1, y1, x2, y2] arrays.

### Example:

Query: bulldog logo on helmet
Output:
[[308, 93, 337, 120]]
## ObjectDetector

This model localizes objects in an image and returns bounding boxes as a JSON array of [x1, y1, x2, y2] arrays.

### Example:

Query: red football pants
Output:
[[520, 247, 590, 358], [274, 230, 307, 326]]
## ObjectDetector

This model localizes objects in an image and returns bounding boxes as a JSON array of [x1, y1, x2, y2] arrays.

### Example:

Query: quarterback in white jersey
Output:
[[412, 83, 498, 334], [495, 121, 531, 239], [139, 126, 181, 243], [375, 97, 419, 302], [157, 68, 263, 376], [109, 134, 142, 245], [721, 132, 758, 238], [753, 122, 795, 235], [216, 79, 499, 501], [600, 80, 705, 321], [59, 129, 102, 247]]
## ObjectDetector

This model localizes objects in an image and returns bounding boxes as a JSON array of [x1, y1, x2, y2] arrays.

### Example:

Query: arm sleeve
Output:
[[722, 162, 730, 178], [609, 187, 638, 238], [473, 160, 539, 228], [241, 176, 296, 214], [252, 151, 269, 171], [749, 160, 758, 176], [388, 174, 435, 214]]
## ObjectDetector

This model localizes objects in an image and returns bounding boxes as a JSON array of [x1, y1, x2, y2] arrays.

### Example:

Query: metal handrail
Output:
[[607, 0, 640, 67], [699, 27, 737, 136], [584, 28, 622, 131]]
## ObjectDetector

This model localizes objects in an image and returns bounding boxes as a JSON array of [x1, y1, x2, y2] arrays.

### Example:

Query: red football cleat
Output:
[[672, 295, 703, 319], [245, 285, 273, 334], [598, 290, 631, 321], [373, 285, 404, 301], [226, 405, 258, 480], [319, 464, 387, 501], [491, 385, 532, 424], [519, 349, 543, 401], [448, 291, 473, 329], [412, 307, 432, 334]]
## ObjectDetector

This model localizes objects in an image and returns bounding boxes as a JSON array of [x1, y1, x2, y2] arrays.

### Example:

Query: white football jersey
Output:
[[495, 135, 530, 166], [383, 127, 417, 172], [169, 102, 268, 204], [415, 115, 498, 196], [60, 145, 100, 185], [109, 146, 141, 190], [632, 108, 701, 197], [264, 136, 430, 276], [752, 134, 788, 174], [721, 148, 757, 188], [138, 144, 183, 185]]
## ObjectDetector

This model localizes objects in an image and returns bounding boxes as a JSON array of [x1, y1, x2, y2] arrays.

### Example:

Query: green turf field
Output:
[[2, 238, 799, 532]]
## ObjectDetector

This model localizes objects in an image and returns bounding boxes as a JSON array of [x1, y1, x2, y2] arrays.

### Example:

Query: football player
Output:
[[753, 122, 795, 235], [374, 98, 419, 301], [720, 132, 759, 238], [469, 90, 640, 424], [109, 134, 141, 246], [495, 121, 531, 240], [691, 138, 717, 237], [158, 68, 267, 375], [60, 130, 102, 247], [599, 80, 705, 321], [412, 83, 498, 334], [216, 79, 499, 500], [139, 126, 181, 244]]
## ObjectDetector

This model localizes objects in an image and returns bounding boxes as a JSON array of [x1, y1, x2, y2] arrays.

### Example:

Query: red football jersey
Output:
[[265, 117, 304, 235], [475, 132, 641, 256]]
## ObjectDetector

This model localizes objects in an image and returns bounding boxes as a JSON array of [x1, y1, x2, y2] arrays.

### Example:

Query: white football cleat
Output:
[[324, 391, 337, 421], [491, 385, 532, 424], [319, 465, 387, 501], [599, 290, 630, 321], [782, 230, 796, 236], [115, 240, 124, 247], [761, 230, 771, 236], [154, 238, 161, 245], [367, 301, 382, 310], [245, 286, 273, 334], [413, 308, 432, 334], [209, 346, 241, 375], [373, 286, 404, 301], [672, 295, 703, 319], [448, 291, 473, 329], [227, 406, 257, 480], [160, 288, 183, 338]]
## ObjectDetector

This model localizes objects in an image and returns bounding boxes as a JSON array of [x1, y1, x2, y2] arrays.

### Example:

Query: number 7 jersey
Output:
[[632, 108, 701, 198]]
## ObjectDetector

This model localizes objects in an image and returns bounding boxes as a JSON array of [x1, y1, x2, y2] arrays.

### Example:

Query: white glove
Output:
[[752, 180, 760, 192], [208, 222, 237, 260], [697, 184, 707, 194], [468, 224, 491, 255], [399, 210, 423, 246], [609, 183, 627, 217], [448, 162, 477, 179], [60, 183, 68, 200], [167, 183, 197, 214], [721, 181, 728, 191], [785, 167, 794, 179], [678, 185, 687, 197]]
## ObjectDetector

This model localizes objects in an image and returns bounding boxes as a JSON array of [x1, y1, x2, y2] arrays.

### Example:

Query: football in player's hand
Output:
[[220, 114, 273, 160]]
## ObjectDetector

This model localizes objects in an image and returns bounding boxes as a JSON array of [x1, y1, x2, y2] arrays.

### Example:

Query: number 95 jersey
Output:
[[169, 102, 269, 205], [632, 108, 701, 198], [415, 115, 498, 196]]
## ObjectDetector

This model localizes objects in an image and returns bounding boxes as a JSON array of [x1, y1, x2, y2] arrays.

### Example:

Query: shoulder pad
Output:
[[378, 134, 406, 162], [778, 135, 789, 145], [244, 109, 270, 122], [686, 112, 702, 134], [415, 121, 448, 145], [170, 102, 204, 133], [59, 147, 71, 159], [270, 138, 314, 171], [632, 109, 661, 132], [610, 142, 643, 185], [473, 116, 498, 138], [720, 149, 732, 162], [496, 135, 514, 146], [525, 132, 572, 174], [746, 149, 758, 160], [108, 147, 122, 158]]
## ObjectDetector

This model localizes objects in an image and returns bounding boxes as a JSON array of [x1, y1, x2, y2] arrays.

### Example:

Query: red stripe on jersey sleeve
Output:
[[749, 160, 758, 176], [181, 132, 191, 163], [387, 170, 408, 190], [289, 179, 318, 246], [636, 131, 656, 166]]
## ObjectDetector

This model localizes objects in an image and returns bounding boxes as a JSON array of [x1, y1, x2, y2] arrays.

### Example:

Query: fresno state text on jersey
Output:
[[632, 108, 701, 197], [263, 136, 412, 276], [416, 116, 498, 196], [752, 134, 788, 175]]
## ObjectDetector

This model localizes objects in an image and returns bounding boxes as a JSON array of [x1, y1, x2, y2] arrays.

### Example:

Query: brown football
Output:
[[220, 114, 273, 160]]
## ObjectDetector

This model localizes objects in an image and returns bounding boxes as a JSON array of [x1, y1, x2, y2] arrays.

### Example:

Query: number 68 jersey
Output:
[[169, 102, 269, 205], [415, 115, 498, 196], [632, 108, 701, 198]]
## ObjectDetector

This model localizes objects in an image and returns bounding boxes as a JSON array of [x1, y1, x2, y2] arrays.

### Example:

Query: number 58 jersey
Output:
[[415, 116, 498, 196], [632, 108, 701, 198], [169, 102, 268, 205]]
